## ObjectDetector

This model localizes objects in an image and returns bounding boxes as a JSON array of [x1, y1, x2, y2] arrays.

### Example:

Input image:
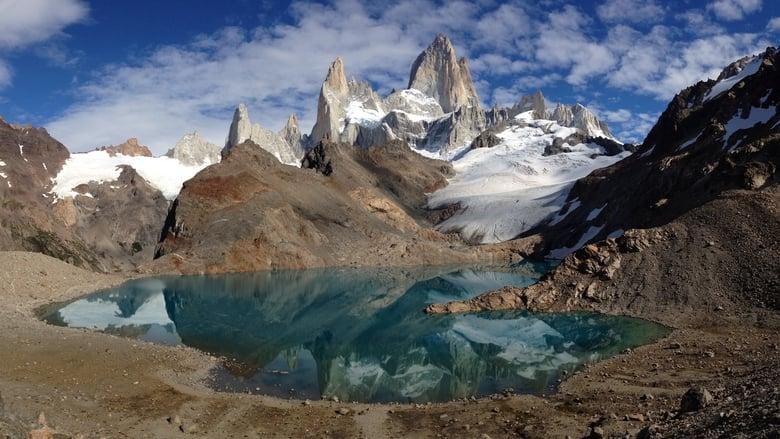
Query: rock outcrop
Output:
[[223, 104, 301, 165], [97, 138, 153, 157], [165, 131, 221, 166]]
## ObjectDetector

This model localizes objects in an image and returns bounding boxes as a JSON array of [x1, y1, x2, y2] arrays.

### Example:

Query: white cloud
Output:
[[39, 0, 774, 155], [535, 6, 616, 85], [48, 0, 486, 153], [596, 0, 665, 24], [767, 16, 780, 32], [601, 108, 632, 123], [0, 0, 87, 87], [707, 0, 762, 21]]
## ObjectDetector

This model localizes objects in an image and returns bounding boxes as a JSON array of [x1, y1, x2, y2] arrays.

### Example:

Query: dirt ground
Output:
[[0, 251, 778, 438]]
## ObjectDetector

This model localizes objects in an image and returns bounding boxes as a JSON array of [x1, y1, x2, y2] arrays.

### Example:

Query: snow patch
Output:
[[52, 150, 210, 200], [677, 132, 703, 151], [548, 225, 605, 259], [0, 160, 5, 167], [704, 56, 761, 102], [586, 203, 607, 221], [344, 101, 385, 128], [722, 105, 776, 150], [607, 229, 624, 239]]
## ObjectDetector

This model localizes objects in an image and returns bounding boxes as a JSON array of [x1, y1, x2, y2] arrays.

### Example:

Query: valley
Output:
[[0, 11, 777, 439]]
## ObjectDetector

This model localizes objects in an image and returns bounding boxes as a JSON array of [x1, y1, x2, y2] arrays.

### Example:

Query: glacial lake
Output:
[[42, 263, 669, 403]]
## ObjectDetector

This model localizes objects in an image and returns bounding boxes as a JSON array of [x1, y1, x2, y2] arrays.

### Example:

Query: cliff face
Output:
[[223, 104, 302, 165]]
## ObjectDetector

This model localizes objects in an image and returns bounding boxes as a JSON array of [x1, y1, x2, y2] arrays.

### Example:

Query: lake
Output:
[[42, 262, 668, 403]]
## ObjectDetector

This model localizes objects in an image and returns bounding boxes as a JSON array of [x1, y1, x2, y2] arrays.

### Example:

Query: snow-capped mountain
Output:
[[429, 109, 631, 243], [307, 34, 486, 159]]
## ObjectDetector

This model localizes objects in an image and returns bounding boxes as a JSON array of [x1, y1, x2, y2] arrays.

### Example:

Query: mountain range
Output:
[[0, 34, 775, 276]]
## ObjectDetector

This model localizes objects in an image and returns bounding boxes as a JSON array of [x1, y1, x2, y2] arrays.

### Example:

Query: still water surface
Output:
[[43, 263, 668, 403]]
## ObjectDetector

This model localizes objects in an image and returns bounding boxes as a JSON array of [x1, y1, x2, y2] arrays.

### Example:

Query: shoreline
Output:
[[2, 251, 778, 438]]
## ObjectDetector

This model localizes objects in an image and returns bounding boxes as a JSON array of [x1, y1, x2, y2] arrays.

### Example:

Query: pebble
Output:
[[336, 408, 350, 416]]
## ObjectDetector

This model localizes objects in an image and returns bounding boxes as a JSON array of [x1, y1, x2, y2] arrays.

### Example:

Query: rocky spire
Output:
[[97, 138, 153, 157], [310, 58, 350, 144], [223, 103, 301, 165], [279, 113, 304, 157], [407, 33, 481, 113], [514, 90, 548, 119], [226, 103, 253, 150]]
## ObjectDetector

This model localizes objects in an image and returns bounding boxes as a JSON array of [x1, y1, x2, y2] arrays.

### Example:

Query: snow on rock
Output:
[[429, 116, 630, 243], [52, 150, 211, 200], [722, 105, 777, 150], [548, 225, 605, 259], [704, 56, 761, 102], [344, 100, 386, 128]]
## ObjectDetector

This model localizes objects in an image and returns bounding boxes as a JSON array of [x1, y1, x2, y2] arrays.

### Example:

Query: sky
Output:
[[0, 0, 777, 153]]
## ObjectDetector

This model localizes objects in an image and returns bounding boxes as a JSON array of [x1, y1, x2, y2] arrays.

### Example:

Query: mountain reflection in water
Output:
[[43, 263, 667, 403]]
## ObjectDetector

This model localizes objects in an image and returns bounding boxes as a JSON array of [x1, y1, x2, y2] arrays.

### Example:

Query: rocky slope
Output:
[[153, 139, 519, 274]]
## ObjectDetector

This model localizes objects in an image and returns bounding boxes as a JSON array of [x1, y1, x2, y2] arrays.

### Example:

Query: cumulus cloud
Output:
[[707, 0, 762, 21], [0, 0, 88, 87], [767, 16, 780, 32], [596, 0, 665, 24], [40, 0, 772, 153]]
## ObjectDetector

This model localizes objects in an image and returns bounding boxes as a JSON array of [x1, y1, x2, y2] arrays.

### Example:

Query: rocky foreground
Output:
[[0, 251, 778, 438]]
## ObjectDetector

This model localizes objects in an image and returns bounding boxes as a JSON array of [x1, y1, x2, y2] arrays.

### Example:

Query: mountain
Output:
[[407, 33, 481, 113], [426, 91, 630, 244], [307, 34, 486, 158], [427, 47, 779, 319], [165, 131, 221, 166], [0, 120, 168, 271], [223, 103, 302, 165], [515, 46, 779, 258], [152, 139, 518, 274]]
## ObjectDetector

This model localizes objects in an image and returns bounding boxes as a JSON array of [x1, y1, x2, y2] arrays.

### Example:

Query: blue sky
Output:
[[0, 0, 777, 153]]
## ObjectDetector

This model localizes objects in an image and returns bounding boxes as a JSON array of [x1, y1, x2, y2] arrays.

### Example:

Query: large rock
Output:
[[680, 387, 714, 413]]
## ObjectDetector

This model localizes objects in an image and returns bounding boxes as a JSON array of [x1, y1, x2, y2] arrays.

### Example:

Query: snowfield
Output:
[[429, 112, 630, 244], [51, 150, 212, 200]]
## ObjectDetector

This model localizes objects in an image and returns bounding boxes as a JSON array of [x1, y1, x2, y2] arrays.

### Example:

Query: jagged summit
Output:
[[223, 103, 302, 165], [408, 33, 481, 113], [279, 113, 305, 158], [507, 90, 615, 139], [97, 137, 153, 157]]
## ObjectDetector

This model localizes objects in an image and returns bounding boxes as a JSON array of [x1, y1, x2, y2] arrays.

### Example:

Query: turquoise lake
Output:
[[42, 262, 668, 403]]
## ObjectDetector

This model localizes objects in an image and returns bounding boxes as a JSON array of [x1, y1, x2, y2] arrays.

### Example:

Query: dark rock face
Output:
[[65, 165, 169, 271], [523, 47, 779, 257], [154, 139, 502, 274], [470, 131, 501, 149], [301, 142, 333, 176]]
